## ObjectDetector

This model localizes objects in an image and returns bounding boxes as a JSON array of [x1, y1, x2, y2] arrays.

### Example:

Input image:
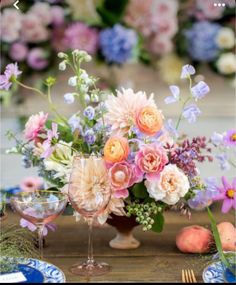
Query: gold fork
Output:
[[182, 269, 197, 283]]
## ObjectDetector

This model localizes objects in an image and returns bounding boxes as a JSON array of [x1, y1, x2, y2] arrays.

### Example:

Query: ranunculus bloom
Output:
[[24, 111, 48, 141], [135, 143, 168, 181], [104, 137, 129, 163], [19, 176, 43, 192], [136, 106, 163, 136], [145, 164, 190, 205]]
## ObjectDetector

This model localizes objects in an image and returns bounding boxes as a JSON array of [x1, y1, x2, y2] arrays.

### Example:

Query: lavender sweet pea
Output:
[[165, 119, 179, 138], [180, 64, 196, 79], [182, 104, 201, 123], [215, 153, 230, 171], [191, 81, 210, 100], [68, 115, 82, 133], [164, 85, 180, 104], [211, 132, 224, 146]]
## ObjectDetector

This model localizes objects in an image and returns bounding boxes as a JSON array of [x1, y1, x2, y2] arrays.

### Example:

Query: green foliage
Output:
[[131, 181, 148, 199], [151, 212, 164, 233], [96, 0, 129, 26]]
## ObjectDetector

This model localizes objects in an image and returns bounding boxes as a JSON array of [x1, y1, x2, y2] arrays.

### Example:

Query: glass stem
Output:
[[87, 218, 94, 265], [37, 225, 44, 260]]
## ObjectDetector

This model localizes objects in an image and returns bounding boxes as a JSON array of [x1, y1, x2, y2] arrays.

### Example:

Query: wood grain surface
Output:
[[3, 204, 234, 283]]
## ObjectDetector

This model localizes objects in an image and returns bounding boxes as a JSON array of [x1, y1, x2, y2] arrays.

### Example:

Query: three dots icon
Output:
[[213, 2, 226, 6]]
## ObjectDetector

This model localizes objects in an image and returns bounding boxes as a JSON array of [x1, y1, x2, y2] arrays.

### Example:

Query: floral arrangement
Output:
[[1, 0, 235, 104], [5, 49, 217, 233]]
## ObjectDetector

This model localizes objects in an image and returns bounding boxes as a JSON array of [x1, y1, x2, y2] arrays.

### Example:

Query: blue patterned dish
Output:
[[203, 261, 236, 283], [0, 258, 65, 283]]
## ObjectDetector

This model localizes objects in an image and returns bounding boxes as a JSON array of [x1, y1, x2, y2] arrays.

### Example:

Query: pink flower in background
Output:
[[21, 14, 49, 43], [52, 26, 67, 52], [135, 143, 168, 181], [27, 48, 49, 70], [0, 63, 22, 90], [24, 111, 48, 141], [149, 35, 173, 55], [114, 189, 129, 199], [51, 6, 65, 26], [41, 123, 59, 158], [20, 176, 43, 192], [0, 0, 15, 8], [194, 0, 225, 20], [151, 17, 178, 37], [224, 129, 236, 146], [20, 219, 56, 236], [63, 22, 98, 54], [9, 42, 28, 61], [213, 176, 236, 213], [29, 2, 52, 25], [1, 8, 22, 42]]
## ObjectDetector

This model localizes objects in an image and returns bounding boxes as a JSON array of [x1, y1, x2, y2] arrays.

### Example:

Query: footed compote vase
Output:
[[107, 214, 140, 249]]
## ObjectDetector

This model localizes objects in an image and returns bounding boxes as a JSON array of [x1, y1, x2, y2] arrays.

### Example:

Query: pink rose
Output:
[[24, 111, 48, 141], [29, 2, 52, 25], [1, 9, 22, 43], [51, 6, 65, 26], [9, 42, 28, 61], [27, 48, 48, 70], [135, 143, 168, 181], [21, 13, 49, 43], [19, 176, 43, 192]]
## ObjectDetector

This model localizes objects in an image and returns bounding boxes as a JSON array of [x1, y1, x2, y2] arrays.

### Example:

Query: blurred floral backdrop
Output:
[[0, 0, 235, 104]]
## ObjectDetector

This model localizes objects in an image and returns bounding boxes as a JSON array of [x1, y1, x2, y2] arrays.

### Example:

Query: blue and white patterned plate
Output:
[[202, 261, 236, 283], [1, 257, 66, 283]]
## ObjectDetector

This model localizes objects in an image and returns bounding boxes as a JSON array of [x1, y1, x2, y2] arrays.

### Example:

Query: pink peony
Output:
[[135, 143, 168, 181], [19, 176, 43, 192], [29, 2, 52, 25], [194, 0, 225, 20], [63, 22, 99, 54], [149, 35, 173, 55], [27, 48, 48, 70], [0, 8, 22, 43], [24, 111, 48, 141], [51, 6, 65, 26], [9, 42, 28, 61], [21, 13, 49, 43]]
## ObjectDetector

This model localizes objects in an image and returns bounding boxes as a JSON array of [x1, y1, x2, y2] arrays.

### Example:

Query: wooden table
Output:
[[4, 205, 234, 283]]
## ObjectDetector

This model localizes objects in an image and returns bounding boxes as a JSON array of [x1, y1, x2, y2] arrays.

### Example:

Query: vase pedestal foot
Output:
[[109, 232, 140, 249]]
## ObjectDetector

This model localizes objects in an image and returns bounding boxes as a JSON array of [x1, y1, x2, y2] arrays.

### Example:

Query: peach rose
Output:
[[136, 106, 163, 136], [104, 137, 129, 163]]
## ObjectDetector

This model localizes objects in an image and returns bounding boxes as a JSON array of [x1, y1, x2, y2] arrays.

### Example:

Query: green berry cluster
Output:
[[126, 201, 162, 231]]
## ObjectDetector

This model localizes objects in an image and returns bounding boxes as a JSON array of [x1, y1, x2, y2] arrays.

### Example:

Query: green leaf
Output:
[[152, 212, 164, 233], [131, 181, 148, 199]]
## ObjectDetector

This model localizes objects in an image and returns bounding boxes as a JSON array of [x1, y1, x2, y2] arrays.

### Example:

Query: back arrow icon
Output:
[[14, 0, 20, 10]]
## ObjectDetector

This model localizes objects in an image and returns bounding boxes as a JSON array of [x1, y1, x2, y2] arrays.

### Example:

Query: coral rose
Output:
[[24, 111, 48, 141], [104, 137, 129, 163], [136, 106, 163, 136], [135, 143, 168, 181]]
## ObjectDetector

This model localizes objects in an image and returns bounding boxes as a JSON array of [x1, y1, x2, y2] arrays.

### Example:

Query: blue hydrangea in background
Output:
[[185, 21, 221, 62], [99, 24, 138, 64]]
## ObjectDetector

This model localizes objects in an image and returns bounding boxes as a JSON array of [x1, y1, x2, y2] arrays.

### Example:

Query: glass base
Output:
[[70, 261, 111, 276]]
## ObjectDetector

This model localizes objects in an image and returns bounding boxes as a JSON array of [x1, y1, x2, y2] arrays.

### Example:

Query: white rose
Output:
[[216, 53, 236, 75], [145, 164, 190, 205], [216, 28, 235, 49]]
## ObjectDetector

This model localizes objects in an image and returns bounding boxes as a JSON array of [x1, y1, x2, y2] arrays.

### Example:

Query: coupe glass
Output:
[[68, 154, 112, 276], [11, 190, 68, 259]]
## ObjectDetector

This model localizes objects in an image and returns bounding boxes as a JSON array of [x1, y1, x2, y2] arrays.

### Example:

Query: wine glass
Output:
[[68, 154, 112, 276], [11, 190, 68, 260]]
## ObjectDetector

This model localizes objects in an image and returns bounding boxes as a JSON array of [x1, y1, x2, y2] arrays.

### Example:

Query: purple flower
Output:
[[20, 219, 56, 236], [182, 104, 201, 123], [212, 176, 236, 213], [191, 81, 210, 100], [84, 129, 96, 145], [0, 63, 22, 90], [83, 106, 95, 120], [180, 64, 196, 79], [99, 24, 138, 64], [41, 123, 59, 158], [215, 153, 230, 171], [27, 48, 48, 70], [165, 119, 179, 138], [188, 189, 212, 210], [68, 115, 82, 133], [223, 129, 236, 146], [9, 42, 28, 62], [211, 132, 224, 146], [64, 93, 75, 104], [164, 85, 180, 104]]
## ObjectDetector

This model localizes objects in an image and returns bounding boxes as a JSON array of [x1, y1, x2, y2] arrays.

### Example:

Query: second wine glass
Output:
[[68, 154, 112, 276]]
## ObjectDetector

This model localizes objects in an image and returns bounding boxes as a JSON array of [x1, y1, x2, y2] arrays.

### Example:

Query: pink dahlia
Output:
[[104, 88, 156, 135], [24, 112, 48, 141], [63, 22, 98, 55], [135, 143, 168, 181], [20, 176, 43, 192]]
